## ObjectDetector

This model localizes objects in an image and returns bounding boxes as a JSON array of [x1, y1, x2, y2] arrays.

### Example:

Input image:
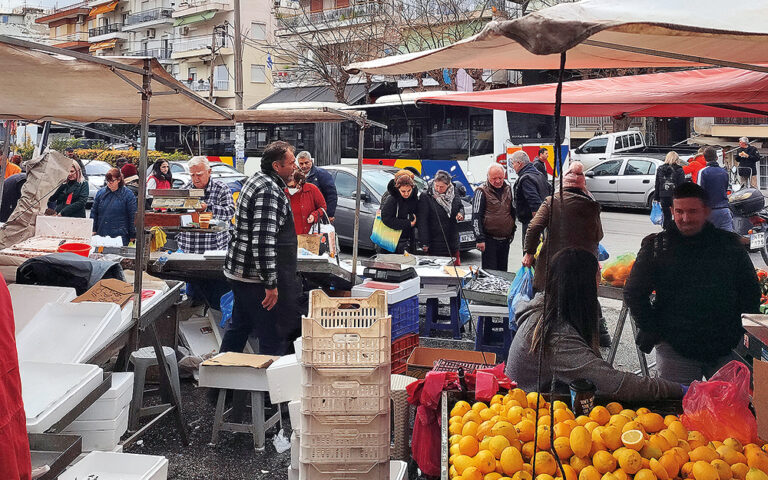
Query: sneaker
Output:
[[599, 317, 612, 347]]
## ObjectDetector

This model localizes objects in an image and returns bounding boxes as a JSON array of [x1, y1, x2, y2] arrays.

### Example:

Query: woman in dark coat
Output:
[[654, 151, 686, 230], [417, 170, 464, 259], [381, 173, 419, 254], [49, 160, 89, 218], [90, 168, 138, 246]]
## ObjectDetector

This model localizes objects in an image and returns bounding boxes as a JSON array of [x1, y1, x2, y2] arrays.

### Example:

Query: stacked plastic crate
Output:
[[299, 290, 392, 480]]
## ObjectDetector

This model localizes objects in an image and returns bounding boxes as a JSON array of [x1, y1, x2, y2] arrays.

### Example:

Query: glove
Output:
[[681, 384, 689, 396], [635, 328, 660, 355]]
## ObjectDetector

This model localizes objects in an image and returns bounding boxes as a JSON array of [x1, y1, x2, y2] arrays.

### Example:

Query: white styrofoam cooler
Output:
[[64, 405, 129, 451], [22, 362, 103, 434], [266, 354, 302, 404], [16, 302, 122, 364], [288, 400, 301, 433], [8, 284, 76, 335], [76, 372, 133, 421], [352, 276, 421, 305], [291, 431, 299, 470], [59, 451, 168, 480], [179, 316, 220, 358]]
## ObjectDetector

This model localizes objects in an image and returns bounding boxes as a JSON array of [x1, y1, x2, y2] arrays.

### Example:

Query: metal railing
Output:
[[124, 8, 174, 26], [278, 2, 384, 29], [176, 0, 231, 9], [88, 23, 122, 37], [54, 32, 88, 43], [714, 117, 768, 126], [186, 79, 230, 91], [173, 35, 231, 53], [128, 48, 174, 59]]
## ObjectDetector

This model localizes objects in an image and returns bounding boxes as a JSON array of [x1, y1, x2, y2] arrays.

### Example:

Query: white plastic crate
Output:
[[299, 413, 390, 468], [301, 366, 390, 421], [59, 451, 168, 480], [76, 372, 133, 421], [351, 276, 421, 305], [64, 405, 128, 452], [302, 290, 391, 371], [299, 460, 392, 479]]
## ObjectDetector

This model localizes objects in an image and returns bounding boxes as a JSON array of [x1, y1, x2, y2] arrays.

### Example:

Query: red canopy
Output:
[[419, 67, 768, 118]]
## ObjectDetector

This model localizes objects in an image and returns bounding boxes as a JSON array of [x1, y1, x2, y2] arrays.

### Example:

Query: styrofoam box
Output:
[[288, 466, 299, 480], [352, 276, 421, 305], [64, 405, 129, 451], [288, 400, 301, 433], [266, 354, 302, 403], [76, 372, 133, 421], [179, 316, 220, 358], [121, 289, 165, 330], [291, 431, 299, 470], [59, 451, 169, 480], [198, 359, 269, 391], [8, 284, 76, 335], [22, 362, 104, 434], [294, 337, 302, 362], [17, 302, 122, 364]]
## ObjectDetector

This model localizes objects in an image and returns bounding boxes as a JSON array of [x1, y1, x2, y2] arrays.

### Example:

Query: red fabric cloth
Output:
[[684, 155, 707, 183], [148, 175, 171, 189], [0, 273, 31, 480], [286, 182, 327, 235]]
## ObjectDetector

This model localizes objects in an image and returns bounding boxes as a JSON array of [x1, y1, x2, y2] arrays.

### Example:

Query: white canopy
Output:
[[347, 0, 768, 74], [0, 36, 231, 125]]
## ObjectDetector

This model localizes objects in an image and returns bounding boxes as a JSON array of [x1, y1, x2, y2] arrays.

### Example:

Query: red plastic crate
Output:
[[391, 333, 419, 374]]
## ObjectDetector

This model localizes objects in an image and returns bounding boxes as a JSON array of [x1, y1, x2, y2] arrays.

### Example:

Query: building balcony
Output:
[[36, 3, 90, 24], [52, 32, 90, 49], [127, 48, 174, 61], [714, 117, 768, 126], [88, 23, 129, 42], [172, 35, 232, 59], [276, 2, 384, 34], [186, 79, 230, 91], [172, 0, 232, 18], [122, 7, 174, 31]]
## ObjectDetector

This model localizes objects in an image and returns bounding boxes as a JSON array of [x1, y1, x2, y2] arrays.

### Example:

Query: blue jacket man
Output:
[[698, 146, 733, 232], [297, 151, 337, 219]]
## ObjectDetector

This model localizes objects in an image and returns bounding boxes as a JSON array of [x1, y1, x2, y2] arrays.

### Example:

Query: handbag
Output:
[[309, 209, 339, 259], [370, 209, 402, 253]]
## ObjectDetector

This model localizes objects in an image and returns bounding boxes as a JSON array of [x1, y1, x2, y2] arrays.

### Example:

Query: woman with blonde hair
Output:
[[48, 160, 89, 218], [654, 151, 686, 229]]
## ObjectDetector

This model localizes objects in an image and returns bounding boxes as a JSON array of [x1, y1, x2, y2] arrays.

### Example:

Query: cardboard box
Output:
[[198, 353, 278, 391], [754, 359, 768, 441], [406, 346, 497, 379], [266, 354, 302, 404]]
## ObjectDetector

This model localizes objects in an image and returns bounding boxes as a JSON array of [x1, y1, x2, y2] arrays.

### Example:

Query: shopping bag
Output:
[[601, 253, 636, 288], [370, 210, 402, 253], [219, 290, 234, 328], [680, 360, 757, 444], [309, 209, 339, 259], [650, 201, 663, 225], [598, 243, 610, 261], [507, 267, 534, 329]]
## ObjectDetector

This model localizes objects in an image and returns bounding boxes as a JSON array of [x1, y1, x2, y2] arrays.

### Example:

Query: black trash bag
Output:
[[16, 252, 125, 295]]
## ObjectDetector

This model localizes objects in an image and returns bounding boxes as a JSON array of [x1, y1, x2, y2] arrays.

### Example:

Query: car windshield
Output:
[[84, 161, 110, 176], [363, 169, 427, 196], [211, 163, 239, 175]]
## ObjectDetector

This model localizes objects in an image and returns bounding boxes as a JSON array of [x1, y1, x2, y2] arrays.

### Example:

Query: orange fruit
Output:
[[610, 415, 630, 430], [585, 422, 600, 434], [746, 450, 768, 472], [570, 456, 592, 473], [602, 426, 623, 451], [718, 446, 747, 466], [522, 442, 536, 462], [692, 461, 719, 480], [650, 458, 671, 480], [576, 416, 592, 426], [712, 459, 733, 480], [659, 453, 681, 477], [452, 401, 472, 417], [592, 451, 617, 474], [555, 422, 574, 439], [535, 451, 558, 476], [536, 475, 555, 480], [555, 409, 576, 424], [527, 392, 544, 409], [454, 454, 475, 474], [491, 395, 505, 406], [578, 465, 601, 480], [517, 420, 536, 443], [537, 425, 552, 451], [485, 473, 503, 480], [590, 406, 611, 426], [463, 421, 480, 438], [561, 464, 578, 480], [473, 402, 489, 413], [493, 422, 520, 444], [464, 466, 484, 480], [513, 472, 534, 480], [635, 468, 658, 480], [460, 436, 481, 456], [477, 450, 497, 474], [500, 446, 525, 476], [668, 421, 688, 441], [689, 446, 720, 463], [465, 411, 483, 424], [571, 426, 593, 458], [509, 389, 528, 406], [538, 415, 552, 427], [490, 436, 512, 460], [619, 450, 643, 474], [731, 463, 749, 480], [622, 430, 646, 451], [724, 439, 744, 454], [478, 421, 496, 441], [637, 413, 666, 433], [613, 469, 630, 480], [664, 415, 679, 427], [507, 407, 525, 424], [621, 409, 638, 420], [555, 436, 575, 460], [606, 402, 623, 415]]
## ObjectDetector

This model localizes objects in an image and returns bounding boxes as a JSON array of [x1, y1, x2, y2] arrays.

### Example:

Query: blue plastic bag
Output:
[[219, 290, 234, 328], [598, 243, 610, 261], [458, 278, 471, 326], [507, 267, 534, 329], [650, 201, 663, 225]]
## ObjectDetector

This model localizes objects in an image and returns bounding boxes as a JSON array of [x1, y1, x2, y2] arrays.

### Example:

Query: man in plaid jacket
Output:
[[222, 141, 298, 355]]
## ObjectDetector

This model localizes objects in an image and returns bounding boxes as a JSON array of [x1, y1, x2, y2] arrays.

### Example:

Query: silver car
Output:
[[147, 160, 247, 188], [584, 156, 663, 209]]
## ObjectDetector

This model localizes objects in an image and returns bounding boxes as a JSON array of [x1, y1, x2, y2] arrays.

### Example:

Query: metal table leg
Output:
[[629, 315, 650, 376], [607, 304, 628, 365]]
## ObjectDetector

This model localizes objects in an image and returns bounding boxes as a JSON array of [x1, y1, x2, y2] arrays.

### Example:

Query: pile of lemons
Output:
[[448, 389, 768, 480]]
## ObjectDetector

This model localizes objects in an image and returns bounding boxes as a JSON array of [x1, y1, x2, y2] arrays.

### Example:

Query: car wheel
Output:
[[646, 192, 655, 211]]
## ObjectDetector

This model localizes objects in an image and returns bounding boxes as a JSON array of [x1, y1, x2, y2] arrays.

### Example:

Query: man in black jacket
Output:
[[510, 150, 549, 250], [736, 136, 761, 188], [624, 182, 760, 384], [297, 151, 337, 221]]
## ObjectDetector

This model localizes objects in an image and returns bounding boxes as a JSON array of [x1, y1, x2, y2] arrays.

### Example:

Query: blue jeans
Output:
[[709, 207, 734, 232]]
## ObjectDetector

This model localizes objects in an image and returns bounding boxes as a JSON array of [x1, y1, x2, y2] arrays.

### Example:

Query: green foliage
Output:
[[17, 133, 35, 162]]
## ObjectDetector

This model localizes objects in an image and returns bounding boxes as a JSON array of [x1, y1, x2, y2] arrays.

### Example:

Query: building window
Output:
[[250, 64, 266, 84], [250, 22, 266, 41], [188, 67, 197, 82]]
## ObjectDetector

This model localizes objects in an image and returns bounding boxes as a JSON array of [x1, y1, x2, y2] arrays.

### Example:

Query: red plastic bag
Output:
[[680, 361, 757, 444], [410, 371, 446, 477]]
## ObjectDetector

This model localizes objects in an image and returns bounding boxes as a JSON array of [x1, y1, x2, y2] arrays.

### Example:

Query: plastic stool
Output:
[[469, 304, 512, 359], [391, 374, 418, 461], [419, 287, 461, 339], [128, 346, 181, 431]]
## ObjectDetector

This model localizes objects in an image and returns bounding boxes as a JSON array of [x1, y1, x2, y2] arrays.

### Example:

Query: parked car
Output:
[[146, 160, 247, 194], [82, 159, 111, 208], [323, 165, 476, 252], [571, 130, 704, 170], [584, 156, 664, 209]]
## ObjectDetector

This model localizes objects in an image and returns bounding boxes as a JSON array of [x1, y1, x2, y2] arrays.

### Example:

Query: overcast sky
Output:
[[1, 0, 78, 9]]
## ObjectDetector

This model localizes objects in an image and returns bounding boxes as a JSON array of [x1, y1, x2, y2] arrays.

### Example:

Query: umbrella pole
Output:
[[132, 59, 151, 324], [0, 124, 10, 209], [351, 126, 365, 277]]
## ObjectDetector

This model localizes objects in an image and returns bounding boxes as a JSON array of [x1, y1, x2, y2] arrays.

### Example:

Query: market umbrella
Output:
[[417, 67, 768, 117], [347, 0, 768, 74]]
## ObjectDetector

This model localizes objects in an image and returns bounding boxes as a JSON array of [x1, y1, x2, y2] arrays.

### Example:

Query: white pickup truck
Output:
[[570, 130, 703, 169]]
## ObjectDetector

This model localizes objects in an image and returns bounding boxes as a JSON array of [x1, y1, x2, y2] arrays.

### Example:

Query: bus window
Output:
[[425, 105, 469, 160], [469, 114, 493, 157]]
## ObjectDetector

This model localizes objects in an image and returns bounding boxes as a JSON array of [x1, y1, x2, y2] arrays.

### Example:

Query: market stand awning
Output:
[[418, 67, 768, 118], [0, 36, 231, 126], [346, 0, 768, 74]]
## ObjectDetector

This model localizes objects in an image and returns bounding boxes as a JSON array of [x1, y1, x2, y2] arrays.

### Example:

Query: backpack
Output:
[[659, 166, 676, 199]]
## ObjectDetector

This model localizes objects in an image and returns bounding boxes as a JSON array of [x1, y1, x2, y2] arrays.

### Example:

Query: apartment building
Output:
[[35, 2, 91, 52]]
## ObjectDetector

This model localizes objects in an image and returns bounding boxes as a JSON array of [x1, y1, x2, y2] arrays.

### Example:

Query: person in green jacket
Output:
[[49, 161, 89, 218]]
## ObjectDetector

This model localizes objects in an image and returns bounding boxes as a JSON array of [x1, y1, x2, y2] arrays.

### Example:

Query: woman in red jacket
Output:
[[286, 170, 327, 235]]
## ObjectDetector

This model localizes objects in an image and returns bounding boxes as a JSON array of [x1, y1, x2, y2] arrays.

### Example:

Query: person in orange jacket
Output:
[[683, 148, 708, 183]]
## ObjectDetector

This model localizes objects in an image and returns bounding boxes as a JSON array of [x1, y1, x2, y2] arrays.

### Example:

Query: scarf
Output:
[[431, 181, 454, 216]]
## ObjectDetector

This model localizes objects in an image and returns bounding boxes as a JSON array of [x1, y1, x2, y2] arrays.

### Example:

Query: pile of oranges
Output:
[[448, 389, 768, 480], [600, 254, 635, 288]]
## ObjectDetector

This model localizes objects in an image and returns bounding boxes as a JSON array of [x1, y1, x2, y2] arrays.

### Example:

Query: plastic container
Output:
[[302, 290, 391, 372], [58, 451, 169, 480], [299, 413, 390, 468], [391, 333, 419, 375], [8, 284, 76, 335], [76, 372, 134, 421], [64, 405, 129, 451], [390, 296, 419, 340], [299, 460, 394, 479], [58, 242, 91, 257], [301, 366, 389, 421], [351, 276, 421, 304]]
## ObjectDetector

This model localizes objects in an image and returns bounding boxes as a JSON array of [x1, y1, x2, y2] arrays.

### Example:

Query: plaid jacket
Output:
[[176, 178, 235, 253], [224, 171, 291, 288]]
